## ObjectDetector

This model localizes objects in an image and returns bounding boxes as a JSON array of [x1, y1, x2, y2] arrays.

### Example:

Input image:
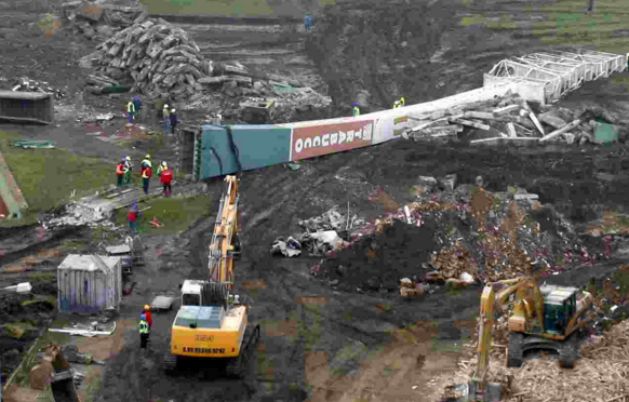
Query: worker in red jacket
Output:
[[115, 159, 126, 187], [143, 304, 153, 328], [127, 203, 139, 235], [141, 165, 152, 195], [160, 165, 173, 197]]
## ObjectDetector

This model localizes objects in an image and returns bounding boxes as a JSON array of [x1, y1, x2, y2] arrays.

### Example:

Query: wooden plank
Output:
[[539, 119, 582, 143], [471, 137, 539, 145], [492, 104, 520, 115], [507, 122, 517, 138], [521, 102, 545, 135], [450, 118, 490, 131], [462, 111, 495, 120]]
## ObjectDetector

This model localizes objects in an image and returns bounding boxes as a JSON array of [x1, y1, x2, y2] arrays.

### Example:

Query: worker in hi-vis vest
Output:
[[352, 103, 360, 117], [126, 100, 136, 123]]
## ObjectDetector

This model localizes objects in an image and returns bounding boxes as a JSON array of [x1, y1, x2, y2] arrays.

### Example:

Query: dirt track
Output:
[[1, 0, 629, 401]]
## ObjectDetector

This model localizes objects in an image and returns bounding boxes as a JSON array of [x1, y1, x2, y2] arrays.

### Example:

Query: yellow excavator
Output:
[[468, 275, 593, 401], [163, 175, 260, 377]]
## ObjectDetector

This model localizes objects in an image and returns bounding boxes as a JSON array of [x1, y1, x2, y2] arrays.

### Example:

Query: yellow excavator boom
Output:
[[208, 175, 240, 286]]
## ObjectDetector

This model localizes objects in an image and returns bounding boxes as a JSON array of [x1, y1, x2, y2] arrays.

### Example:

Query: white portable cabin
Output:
[[57, 254, 122, 313]]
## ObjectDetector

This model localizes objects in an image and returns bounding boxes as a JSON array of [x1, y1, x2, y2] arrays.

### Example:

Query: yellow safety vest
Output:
[[139, 320, 149, 334], [352, 106, 360, 117], [127, 102, 135, 113], [400, 97, 405, 106]]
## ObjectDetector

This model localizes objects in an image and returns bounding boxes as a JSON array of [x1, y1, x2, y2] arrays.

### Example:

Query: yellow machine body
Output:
[[171, 305, 247, 359]]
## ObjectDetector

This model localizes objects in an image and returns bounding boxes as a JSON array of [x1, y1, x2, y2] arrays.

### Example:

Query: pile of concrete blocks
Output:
[[81, 18, 211, 99]]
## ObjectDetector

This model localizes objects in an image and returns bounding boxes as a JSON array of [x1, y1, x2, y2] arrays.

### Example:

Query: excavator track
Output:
[[225, 324, 261, 378]]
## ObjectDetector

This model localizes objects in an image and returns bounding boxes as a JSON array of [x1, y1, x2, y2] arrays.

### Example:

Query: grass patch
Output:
[[460, 14, 517, 29], [0, 131, 112, 226], [113, 194, 211, 235], [459, 0, 629, 54], [140, 0, 274, 16], [21, 295, 57, 309], [82, 367, 104, 402], [531, 0, 629, 52], [3, 321, 37, 339], [28, 271, 57, 283]]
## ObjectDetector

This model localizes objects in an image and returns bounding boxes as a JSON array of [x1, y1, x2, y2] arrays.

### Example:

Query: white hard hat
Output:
[[171, 108, 176, 112], [164, 104, 169, 108]]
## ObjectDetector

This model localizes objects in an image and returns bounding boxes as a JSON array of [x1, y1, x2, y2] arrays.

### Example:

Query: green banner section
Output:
[[199, 125, 292, 179]]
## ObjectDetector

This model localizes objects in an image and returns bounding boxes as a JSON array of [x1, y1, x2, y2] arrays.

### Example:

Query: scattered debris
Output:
[[49, 321, 116, 337], [270, 236, 302, 257], [61, 345, 105, 365], [399, 277, 426, 298], [150, 295, 176, 311], [150, 216, 163, 228], [1, 282, 32, 294], [404, 92, 623, 146], [10, 76, 65, 99], [12, 140, 55, 149]]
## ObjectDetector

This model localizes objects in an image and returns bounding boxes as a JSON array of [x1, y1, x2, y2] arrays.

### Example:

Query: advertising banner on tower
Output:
[[290, 119, 374, 161]]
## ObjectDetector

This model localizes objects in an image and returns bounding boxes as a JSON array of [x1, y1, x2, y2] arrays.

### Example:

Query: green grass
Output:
[[3, 321, 37, 339], [0, 131, 112, 225], [140, 0, 335, 17], [82, 369, 103, 402], [114, 194, 211, 235], [459, 0, 629, 54], [140, 0, 274, 16]]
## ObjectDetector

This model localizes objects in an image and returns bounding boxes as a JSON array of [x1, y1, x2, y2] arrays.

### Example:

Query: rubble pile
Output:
[[300, 176, 590, 294], [404, 92, 624, 146], [10, 76, 65, 99], [80, 18, 211, 99]]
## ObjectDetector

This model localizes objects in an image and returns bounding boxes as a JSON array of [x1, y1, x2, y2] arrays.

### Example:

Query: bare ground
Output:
[[1, 0, 629, 401]]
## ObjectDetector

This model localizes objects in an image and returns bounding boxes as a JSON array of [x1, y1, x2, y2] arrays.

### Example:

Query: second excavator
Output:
[[163, 175, 260, 377], [468, 274, 593, 401]]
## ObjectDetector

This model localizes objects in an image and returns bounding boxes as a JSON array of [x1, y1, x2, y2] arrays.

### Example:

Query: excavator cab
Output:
[[540, 285, 578, 335]]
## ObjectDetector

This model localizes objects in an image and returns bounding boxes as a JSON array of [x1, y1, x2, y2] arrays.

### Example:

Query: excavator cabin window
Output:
[[183, 293, 201, 306], [544, 303, 566, 334]]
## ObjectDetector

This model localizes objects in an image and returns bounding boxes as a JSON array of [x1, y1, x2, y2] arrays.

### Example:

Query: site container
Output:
[[57, 255, 122, 313], [0, 90, 54, 124]]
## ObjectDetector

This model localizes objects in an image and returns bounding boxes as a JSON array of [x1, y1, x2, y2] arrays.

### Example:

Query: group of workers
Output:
[[162, 104, 178, 135], [116, 154, 174, 196], [125, 96, 179, 136], [351, 96, 406, 117]]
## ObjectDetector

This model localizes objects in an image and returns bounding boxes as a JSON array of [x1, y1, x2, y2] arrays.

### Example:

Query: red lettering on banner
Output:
[[291, 120, 374, 160]]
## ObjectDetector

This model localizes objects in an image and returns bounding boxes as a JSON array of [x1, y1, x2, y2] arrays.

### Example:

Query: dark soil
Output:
[[1, 0, 629, 400], [315, 220, 437, 293]]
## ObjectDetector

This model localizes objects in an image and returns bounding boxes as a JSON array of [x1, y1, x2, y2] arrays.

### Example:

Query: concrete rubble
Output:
[[79, 18, 210, 99], [9, 76, 65, 99], [404, 92, 624, 146], [310, 177, 595, 294], [272, 207, 361, 257]]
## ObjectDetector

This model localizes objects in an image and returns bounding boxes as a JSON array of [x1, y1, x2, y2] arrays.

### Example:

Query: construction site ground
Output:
[[1, 0, 629, 401]]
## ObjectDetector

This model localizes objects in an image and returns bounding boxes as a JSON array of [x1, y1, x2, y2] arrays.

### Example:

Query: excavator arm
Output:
[[208, 175, 240, 287], [472, 277, 540, 384]]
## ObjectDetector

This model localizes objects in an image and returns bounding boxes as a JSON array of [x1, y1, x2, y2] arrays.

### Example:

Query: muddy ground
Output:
[[1, 0, 629, 401]]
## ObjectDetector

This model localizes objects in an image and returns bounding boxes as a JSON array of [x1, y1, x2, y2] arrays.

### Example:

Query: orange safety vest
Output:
[[116, 163, 125, 175]]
